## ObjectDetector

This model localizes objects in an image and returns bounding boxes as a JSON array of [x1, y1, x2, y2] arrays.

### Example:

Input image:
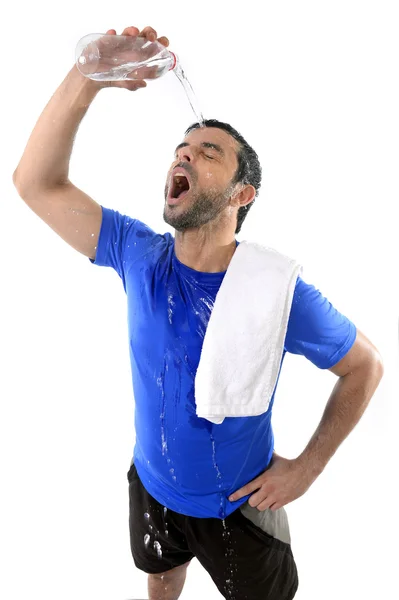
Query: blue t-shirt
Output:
[[90, 207, 357, 519]]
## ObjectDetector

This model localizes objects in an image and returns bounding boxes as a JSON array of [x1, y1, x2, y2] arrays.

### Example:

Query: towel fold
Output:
[[195, 241, 302, 424]]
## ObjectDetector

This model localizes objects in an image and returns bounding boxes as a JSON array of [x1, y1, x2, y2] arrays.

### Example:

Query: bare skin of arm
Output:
[[13, 26, 168, 261], [229, 329, 384, 510], [13, 66, 103, 260]]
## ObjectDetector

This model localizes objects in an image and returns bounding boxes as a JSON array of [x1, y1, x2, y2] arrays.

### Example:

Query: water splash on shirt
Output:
[[173, 355, 182, 410], [199, 296, 214, 311], [219, 495, 226, 520], [167, 291, 176, 325], [153, 540, 163, 559], [157, 373, 168, 456], [157, 357, 178, 483], [194, 295, 215, 339], [211, 434, 222, 482]]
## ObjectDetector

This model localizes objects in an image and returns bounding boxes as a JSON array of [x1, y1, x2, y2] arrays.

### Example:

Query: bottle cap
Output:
[[169, 52, 178, 71]]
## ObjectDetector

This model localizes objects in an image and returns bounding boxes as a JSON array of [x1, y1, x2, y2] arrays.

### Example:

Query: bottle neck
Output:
[[169, 52, 178, 71]]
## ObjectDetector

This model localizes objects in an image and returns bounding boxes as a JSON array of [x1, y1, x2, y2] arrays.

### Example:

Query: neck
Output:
[[174, 227, 237, 273]]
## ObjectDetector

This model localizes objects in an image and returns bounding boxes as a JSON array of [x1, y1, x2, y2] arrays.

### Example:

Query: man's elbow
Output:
[[363, 347, 384, 388], [357, 331, 384, 383], [373, 349, 384, 381]]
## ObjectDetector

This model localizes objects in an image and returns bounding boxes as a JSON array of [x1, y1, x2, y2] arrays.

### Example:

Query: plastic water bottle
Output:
[[75, 33, 178, 82]]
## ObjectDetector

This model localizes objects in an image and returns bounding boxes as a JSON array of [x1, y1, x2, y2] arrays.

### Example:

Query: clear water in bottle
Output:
[[76, 33, 205, 126], [76, 34, 175, 81]]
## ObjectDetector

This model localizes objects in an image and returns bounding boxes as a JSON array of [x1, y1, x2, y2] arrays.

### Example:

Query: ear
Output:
[[230, 184, 256, 208]]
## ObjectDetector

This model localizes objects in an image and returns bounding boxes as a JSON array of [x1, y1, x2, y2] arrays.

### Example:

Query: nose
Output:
[[176, 145, 194, 163]]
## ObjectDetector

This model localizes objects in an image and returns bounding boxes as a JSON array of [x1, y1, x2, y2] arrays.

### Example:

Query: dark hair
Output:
[[185, 119, 262, 234]]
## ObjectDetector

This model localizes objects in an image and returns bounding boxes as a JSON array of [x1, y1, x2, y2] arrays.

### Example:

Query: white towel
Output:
[[195, 241, 302, 424]]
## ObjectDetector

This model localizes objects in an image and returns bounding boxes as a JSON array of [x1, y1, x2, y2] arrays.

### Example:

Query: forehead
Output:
[[177, 127, 239, 160]]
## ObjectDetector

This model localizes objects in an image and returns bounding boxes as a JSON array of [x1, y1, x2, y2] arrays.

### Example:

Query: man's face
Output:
[[163, 127, 240, 232]]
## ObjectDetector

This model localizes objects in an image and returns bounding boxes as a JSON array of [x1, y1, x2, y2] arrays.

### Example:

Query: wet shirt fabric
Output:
[[90, 207, 357, 519]]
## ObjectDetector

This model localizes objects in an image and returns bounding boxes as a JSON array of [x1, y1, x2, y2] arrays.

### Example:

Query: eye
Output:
[[204, 153, 215, 160]]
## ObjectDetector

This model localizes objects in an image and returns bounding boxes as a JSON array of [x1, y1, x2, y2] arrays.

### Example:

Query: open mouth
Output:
[[170, 174, 191, 200]]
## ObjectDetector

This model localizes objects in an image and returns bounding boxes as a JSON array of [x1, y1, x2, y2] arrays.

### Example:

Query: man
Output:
[[13, 24, 383, 600]]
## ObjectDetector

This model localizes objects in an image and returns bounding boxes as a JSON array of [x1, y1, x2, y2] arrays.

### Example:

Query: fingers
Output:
[[117, 26, 169, 46], [229, 487, 251, 502], [133, 80, 147, 89], [119, 79, 147, 92], [140, 27, 169, 47], [248, 490, 268, 507], [121, 26, 140, 36], [157, 36, 170, 47], [139, 26, 158, 41], [101, 25, 169, 92], [257, 497, 275, 511], [229, 477, 262, 501], [248, 486, 278, 510]]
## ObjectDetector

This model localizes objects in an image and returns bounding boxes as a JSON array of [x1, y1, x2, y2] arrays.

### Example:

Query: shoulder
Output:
[[286, 276, 357, 368]]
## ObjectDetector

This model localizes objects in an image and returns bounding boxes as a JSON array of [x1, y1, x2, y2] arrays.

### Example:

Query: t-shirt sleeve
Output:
[[89, 206, 163, 287], [285, 276, 357, 369]]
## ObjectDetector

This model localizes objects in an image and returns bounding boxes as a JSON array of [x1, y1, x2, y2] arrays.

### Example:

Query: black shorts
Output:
[[127, 462, 298, 600]]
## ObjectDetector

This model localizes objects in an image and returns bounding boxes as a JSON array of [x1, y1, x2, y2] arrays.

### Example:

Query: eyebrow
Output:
[[174, 142, 225, 157]]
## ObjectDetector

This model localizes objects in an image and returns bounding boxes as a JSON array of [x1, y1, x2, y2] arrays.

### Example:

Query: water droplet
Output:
[[167, 292, 176, 325], [211, 437, 222, 479], [144, 534, 150, 546], [154, 540, 163, 558]]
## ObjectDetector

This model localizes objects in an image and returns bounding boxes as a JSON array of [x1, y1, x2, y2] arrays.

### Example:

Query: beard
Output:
[[163, 184, 234, 232]]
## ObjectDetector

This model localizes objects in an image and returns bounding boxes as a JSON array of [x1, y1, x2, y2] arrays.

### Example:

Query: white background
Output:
[[2, 1, 398, 599]]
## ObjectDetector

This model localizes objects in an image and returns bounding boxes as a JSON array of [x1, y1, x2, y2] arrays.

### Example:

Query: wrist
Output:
[[294, 452, 325, 481], [68, 65, 103, 101]]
